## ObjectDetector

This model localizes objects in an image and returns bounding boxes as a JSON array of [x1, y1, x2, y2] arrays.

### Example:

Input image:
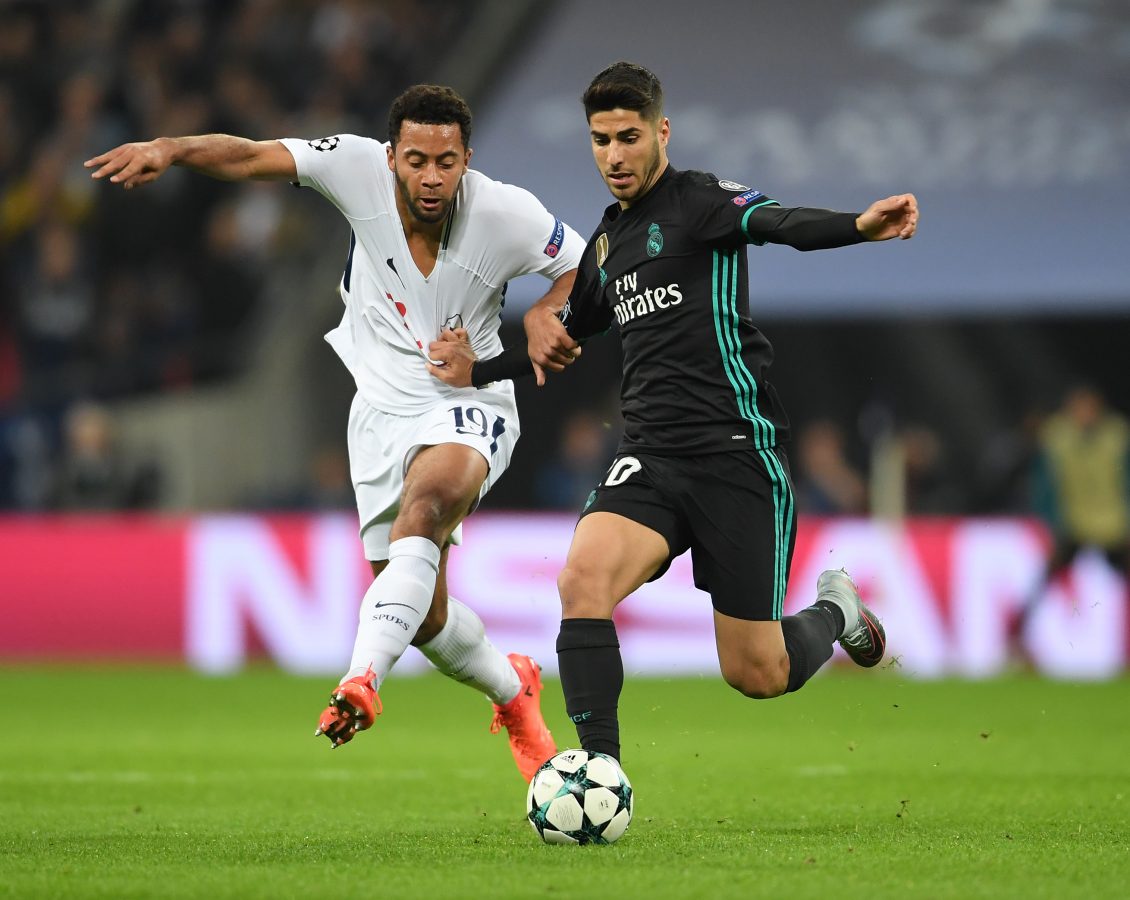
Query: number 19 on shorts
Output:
[[449, 406, 507, 455]]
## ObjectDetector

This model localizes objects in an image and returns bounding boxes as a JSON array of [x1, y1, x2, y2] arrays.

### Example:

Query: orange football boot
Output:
[[490, 653, 557, 782], [314, 667, 382, 748]]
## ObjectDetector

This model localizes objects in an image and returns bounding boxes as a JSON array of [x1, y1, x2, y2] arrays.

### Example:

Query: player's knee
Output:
[[397, 492, 461, 541], [720, 660, 788, 699], [556, 562, 587, 604], [558, 563, 614, 618]]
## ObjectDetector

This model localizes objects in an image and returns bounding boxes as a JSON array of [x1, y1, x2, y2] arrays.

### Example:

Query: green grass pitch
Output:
[[1, 666, 1127, 899]]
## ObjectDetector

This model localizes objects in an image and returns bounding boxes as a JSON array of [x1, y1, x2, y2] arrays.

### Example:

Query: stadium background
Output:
[[1, 0, 1128, 680]]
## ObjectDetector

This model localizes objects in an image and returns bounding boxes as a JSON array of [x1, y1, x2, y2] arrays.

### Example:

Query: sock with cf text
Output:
[[556, 618, 623, 761], [345, 536, 440, 690]]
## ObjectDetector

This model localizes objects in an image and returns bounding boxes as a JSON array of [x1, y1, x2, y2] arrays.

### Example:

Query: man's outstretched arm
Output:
[[85, 135, 297, 190], [742, 193, 919, 250]]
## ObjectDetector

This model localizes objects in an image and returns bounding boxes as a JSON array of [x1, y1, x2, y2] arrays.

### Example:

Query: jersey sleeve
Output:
[[488, 183, 584, 281], [682, 178, 782, 247], [470, 231, 607, 387], [682, 176, 865, 250], [278, 134, 384, 219], [559, 238, 613, 341]]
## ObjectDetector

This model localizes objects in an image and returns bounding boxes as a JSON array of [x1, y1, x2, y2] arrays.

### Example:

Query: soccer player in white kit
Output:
[[86, 85, 583, 781]]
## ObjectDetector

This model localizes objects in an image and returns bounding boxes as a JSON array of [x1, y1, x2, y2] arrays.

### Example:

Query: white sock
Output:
[[417, 596, 521, 705], [815, 569, 861, 638], [346, 536, 441, 690]]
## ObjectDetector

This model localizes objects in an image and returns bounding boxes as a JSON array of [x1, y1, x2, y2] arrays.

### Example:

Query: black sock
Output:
[[781, 603, 840, 693], [815, 598, 846, 636], [556, 618, 623, 761]]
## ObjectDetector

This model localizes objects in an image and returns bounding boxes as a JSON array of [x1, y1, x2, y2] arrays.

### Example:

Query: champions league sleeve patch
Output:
[[732, 189, 766, 207], [543, 218, 566, 258], [308, 136, 340, 152]]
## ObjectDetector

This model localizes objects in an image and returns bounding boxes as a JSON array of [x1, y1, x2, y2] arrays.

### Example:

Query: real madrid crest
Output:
[[646, 223, 664, 257]]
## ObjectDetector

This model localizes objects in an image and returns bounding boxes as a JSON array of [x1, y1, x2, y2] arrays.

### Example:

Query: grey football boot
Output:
[[816, 569, 887, 667]]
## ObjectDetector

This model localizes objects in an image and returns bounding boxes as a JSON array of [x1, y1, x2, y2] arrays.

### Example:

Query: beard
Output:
[[396, 174, 453, 225], [409, 195, 449, 224], [608, 143, 663, 203]]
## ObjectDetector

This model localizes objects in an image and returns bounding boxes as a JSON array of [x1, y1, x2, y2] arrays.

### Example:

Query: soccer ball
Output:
[[526, 749, 633, 845]]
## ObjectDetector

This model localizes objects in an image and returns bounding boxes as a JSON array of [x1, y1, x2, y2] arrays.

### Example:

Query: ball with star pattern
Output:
[[527, 750, 633, 845]]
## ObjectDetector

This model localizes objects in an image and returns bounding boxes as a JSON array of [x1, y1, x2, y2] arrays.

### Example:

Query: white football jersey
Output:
[[279, 135, 582, 414]]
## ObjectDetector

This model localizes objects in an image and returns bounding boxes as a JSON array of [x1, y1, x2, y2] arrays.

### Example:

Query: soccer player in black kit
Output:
[[429, 61, 918, 764]]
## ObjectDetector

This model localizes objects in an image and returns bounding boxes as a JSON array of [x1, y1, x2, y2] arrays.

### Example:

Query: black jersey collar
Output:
[[603, 164, 677, 225], [441, 186, 459, 250]]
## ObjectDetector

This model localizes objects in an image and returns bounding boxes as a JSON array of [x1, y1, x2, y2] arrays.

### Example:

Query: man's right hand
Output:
[[85, 135, 296, 186], [84, 139, 173, 190], [426, 328, 476, 387], [523, 304, 581, 387]]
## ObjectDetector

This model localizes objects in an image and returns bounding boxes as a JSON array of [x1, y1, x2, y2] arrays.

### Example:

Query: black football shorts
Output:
[[579, 448, 797, 621]]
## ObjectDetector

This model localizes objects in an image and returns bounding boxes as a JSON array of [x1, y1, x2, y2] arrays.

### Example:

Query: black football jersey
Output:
[[562, 165, 863, 455]]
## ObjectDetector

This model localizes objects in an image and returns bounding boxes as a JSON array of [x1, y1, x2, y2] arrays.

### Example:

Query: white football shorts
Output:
[[347, 390, 520, 560]]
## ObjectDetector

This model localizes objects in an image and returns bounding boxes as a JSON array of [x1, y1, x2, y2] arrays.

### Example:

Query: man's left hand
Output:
[[426, 328, 476, 387], [856, 194, 919, 241]]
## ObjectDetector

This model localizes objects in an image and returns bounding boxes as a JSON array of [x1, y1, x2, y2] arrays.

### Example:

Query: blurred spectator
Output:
[[863, 418, 966, 519], [53, 401, 161, 510], [14, 221, 95, 380], [793, 418, 867, 515], [0, 0, 476, 510], [1012, 385, 1130, 640], [245, 443, 354, 511], [535, 410, 619, 511], [973, 409, 1044, 514], [191, 195, 272, 378], [1, 0, 474, 396], [900, 425, 966, 514], [303, 444, 354, 511], [0, 326, 18, 407], [0, 414, 55, 510]]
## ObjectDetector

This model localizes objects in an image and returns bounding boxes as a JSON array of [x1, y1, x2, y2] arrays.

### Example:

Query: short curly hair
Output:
[[582, 62, 664, 123], [387, 84, 472, 148]]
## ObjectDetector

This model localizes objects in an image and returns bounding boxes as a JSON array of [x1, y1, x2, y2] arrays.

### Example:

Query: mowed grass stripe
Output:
[[1, 667, 1127, 899]]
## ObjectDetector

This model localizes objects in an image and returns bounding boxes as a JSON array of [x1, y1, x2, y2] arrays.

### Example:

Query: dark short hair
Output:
[[582, 62, 664, 122], [387, 84, 472, 147]]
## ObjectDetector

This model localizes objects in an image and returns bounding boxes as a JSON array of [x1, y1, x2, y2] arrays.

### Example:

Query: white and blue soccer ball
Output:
[[527, 749, 633, 845]]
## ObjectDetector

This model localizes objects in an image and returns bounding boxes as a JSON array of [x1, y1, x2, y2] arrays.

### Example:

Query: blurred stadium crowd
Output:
[[0, 0, 1126, 552], [0, 0, 472, 508]]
